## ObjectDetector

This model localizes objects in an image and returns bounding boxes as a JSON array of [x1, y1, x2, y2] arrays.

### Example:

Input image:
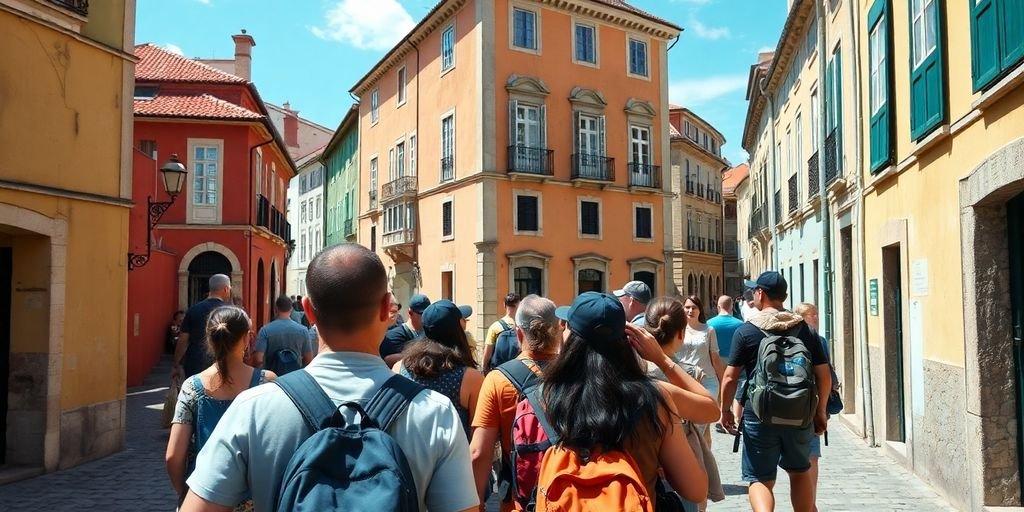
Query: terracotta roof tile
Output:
[[134, 44, 248, 84], [593, 0, 681, 31], [723, 163, 750, 191], [134, 93, 262, 120]]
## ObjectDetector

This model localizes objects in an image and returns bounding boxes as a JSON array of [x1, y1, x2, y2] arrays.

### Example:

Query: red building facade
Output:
[[127, 44, 295, 385]]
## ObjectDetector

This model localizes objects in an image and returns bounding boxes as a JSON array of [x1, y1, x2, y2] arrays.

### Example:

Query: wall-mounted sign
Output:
[[869, 279, 879, 316]]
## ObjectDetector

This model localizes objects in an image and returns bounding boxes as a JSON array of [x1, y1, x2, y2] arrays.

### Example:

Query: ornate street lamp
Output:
[[128, 154, 188, 270]]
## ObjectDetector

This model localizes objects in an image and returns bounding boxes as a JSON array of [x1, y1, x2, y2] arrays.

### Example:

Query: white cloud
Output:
[[757, 46, 775, 54], [669, 75, 748, 107], [688, 15, 730, 40], [311, 0, 416, 51], [195, 0, 210, 4], [163, 43, 184, 56]]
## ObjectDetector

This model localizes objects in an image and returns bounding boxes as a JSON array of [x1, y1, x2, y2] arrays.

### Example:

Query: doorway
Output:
[[882, 244, 906, 443], [1007, 193, 1024, 491], [0, 247, 11, 465], [840, 227, 856, 411], [187, 251, 232, 306]]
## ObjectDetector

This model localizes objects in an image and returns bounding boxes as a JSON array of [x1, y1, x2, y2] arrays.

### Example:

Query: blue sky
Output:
[[137, 0, 787, 164]]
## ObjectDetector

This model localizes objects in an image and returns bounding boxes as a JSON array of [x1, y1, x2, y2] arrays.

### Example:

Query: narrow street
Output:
[[0, 358, 956, 511]]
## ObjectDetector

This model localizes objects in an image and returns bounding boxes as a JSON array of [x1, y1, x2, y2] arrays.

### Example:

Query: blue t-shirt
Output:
[[255, 318, 315, 357], [707, 314, 743, 359], [181, 297, 225, 376]]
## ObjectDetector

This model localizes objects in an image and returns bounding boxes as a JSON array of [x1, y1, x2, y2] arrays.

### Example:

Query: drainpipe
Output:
[[757, 76, 779, 268], [843, 0, 877, 446], [816, 0, 835, 359]]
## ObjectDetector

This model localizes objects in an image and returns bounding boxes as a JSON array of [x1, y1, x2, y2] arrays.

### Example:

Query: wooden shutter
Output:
[[869, 0, 893, 172], [971, 0, 1002, 90], [908, 0, 946, 140], [1001, 0, 1024, 69], [508, 99, 518, 147]]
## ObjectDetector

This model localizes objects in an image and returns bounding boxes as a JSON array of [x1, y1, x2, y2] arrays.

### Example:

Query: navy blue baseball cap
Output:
[[745, 271, 788, 296], [459, 305, 473, 319], [421, 300, 463, 341], [408, 294, 431, 314], [559, 292, 626, 345]]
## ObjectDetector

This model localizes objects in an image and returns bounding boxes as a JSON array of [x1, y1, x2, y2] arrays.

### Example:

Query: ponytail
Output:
[[644, 297, 686, 347], [205, 306, 250, 385]]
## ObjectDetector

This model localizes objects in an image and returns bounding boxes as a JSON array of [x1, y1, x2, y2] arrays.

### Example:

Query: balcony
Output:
[[441, 156, 455, 182], [788, 174, 800, 213], [686, 181, 695, 195], [571, 154, 615, 182], [824, 129, 839, 185], [381, 176, 417, 203], [48, 0, 88, 16], [749, 206, 764, 237], [256, 194, 291, 242], [508, 145, 554, 176], [773, 190, 782, 226], [343, 219, 354, 238], [383, 228, 416, 248], [628, 163, 662, 189], [808, 151, 820, 197]]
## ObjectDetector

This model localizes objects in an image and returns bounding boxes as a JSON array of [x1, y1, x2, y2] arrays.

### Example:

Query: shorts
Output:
[[740, 408, 813, 482], [809, 434, 822, 458]]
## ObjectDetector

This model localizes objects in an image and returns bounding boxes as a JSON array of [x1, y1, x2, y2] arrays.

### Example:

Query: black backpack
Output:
[[747, 326, 818, 428], [489, 320, 520, 370], [274, 371, 424, 511]]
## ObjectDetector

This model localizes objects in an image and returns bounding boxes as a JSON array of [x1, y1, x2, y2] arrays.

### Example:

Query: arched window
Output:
[[688, 274, 696, 296], [699, 275, 706, 306]]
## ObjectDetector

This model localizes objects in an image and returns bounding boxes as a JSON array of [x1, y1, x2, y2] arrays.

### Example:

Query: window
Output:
[[409, 135, 417, 176], [139, 140, 157, 159], [371, 89, 380, 124], [631, 125, 651, 169], [810, 89, 819, 149], [441, 113, 455, 181], [825, 46, 844, 174], [575, 23, 597, 64], [301, 201, 307, 223], [869, 0, 893, 172], [577, 269, 604, 294], [794, 114, 803, 192], [633, 271, 656, 296], [514, 267, 543, 297], [702, 133, 709, 149], [580, 200, 600, 237], [300, 233, 307, 262], [192, 144, 219, 206], [442, 199, 453, 240], [441, 271, 454, 300], [516, 193, 540, 233], [384, 202, 410, 234], [628, 38, 649, 77], [396, 142, 406, 178], [971, 0, 1024, 91], [908, 0, 945, 139], [370, 224, 377, 252], [635, 205, 653, 239], [441, 24, 456, 72], [513, 8, 537, 50], [799, 263, 806, 302], [369, 157, 378, 208], [316, 197, 321, 219], [397, 66, 407, 105]]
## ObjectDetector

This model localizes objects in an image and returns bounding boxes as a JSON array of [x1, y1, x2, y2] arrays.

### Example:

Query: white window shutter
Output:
[[540, 104, 547, 148], [598, 115, 607, 157], [509, 99, 518, 146]]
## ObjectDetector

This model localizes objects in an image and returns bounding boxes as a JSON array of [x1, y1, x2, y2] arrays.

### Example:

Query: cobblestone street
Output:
[[0, 359, 956, 511]]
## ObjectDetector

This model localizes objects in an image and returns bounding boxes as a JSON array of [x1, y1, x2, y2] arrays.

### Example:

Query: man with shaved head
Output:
[[181, 244, 479, 512], [173, 274, 232, 381]]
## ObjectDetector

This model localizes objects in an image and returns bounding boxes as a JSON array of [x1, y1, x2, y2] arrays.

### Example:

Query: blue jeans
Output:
[[740, 409, 813, 482]]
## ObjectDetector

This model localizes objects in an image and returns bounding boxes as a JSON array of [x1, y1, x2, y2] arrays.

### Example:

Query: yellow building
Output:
[[350, 0, 680, 338], [667, 106, 727, 307], [856, 0, 1024, 509], [0, 0, 135, 474]]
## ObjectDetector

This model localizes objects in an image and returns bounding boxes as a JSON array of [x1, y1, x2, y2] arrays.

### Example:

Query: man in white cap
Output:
[[613, 280, 653, 327]]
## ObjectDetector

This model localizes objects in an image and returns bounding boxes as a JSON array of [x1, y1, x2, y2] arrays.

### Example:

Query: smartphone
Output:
[[732, 431, 741, 452], [824, 430, 829, 447]]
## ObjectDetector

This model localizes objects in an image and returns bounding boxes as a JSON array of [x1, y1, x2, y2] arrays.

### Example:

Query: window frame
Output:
[[513, 189, 543, 236], [441, 109, 456, 182], [186, 138, 224, 225], [397, 65, 407, 107], [441, 23, 456, 74], [441, 197, 454, 241], [370, 89, 380, 125], [510, 5, 540, 54], [633, 202, 654, 242], [907, 0, 945, 140], [627, 36, 650, 79], [573, 20, 599, 67], [869, 0, 894, 173], [577, 196, 602, 240]]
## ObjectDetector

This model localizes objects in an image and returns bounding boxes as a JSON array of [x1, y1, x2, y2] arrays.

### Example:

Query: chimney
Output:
[[283, 102, 299, 149], [232, 29, 256, 81]]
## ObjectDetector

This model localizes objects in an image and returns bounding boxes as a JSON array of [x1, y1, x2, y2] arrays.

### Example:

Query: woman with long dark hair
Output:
[[166, 306, 275, 510], [674, 296, 725, 405], [543, 292, 719, 503], [393, 300, 483, 438]]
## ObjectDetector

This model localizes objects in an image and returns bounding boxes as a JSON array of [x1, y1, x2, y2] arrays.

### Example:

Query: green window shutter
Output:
[[972, 0, 1002, 90], [1001, 0, 1024, 69], [825, 58, 834, 130], [909, 0, 946, 140], [834, 47, 844, 173], [869, 0, 893, 172]]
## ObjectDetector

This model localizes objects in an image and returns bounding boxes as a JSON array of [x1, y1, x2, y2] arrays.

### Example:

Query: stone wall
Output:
[[58, 399, 125, 469], [6, 352, 47, 466], [915, 360, 969, 511]]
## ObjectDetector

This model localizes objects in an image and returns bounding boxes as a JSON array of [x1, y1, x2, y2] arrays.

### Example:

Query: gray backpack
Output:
[[747, 326, 817, 428]]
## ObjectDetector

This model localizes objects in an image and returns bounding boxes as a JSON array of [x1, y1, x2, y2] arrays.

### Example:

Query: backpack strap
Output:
[[496, 359, 541, 397], [364, 374, 425, 432], [498, 319, 512, 332], [524, 386, 559, 446], [275, 370, 339, 432]]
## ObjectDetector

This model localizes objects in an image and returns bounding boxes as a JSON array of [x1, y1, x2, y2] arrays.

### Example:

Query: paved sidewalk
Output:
[[0, 360, 178, 511], [706, 421, 956, 511]]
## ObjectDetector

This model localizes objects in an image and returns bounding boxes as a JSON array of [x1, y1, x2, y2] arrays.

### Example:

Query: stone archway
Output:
[[0, 203, 67, 471], [960, 137, 1024, 509], [177, 242, 243, 310]]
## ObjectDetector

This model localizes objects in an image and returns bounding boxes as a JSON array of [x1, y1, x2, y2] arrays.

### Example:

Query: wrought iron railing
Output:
[[382, 228, 415, 247], [824, 129, 839, 185], [508, 145, 554, 176], [788, 174, 799, 213], [686, 180, 695, 195], [256, 195, 290, 241], [571, 154, 615, 181], [774, 190, 782, 226], [628, 163, 662, 188], [749, 206, 765, 237], [440, 156, 455, 182], [808, 151, 820, 197], [381, 176, 417, 202], [343, 219, 354, 237], [48, 0, 88, 16]]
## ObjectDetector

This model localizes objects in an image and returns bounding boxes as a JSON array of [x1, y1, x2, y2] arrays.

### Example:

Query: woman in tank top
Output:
[[393, 300, 483, 438], [673, 296, 725, 406]]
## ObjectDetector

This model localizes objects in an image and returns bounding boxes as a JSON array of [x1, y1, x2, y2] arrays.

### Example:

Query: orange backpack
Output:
[[534, 445, 654, 512]]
